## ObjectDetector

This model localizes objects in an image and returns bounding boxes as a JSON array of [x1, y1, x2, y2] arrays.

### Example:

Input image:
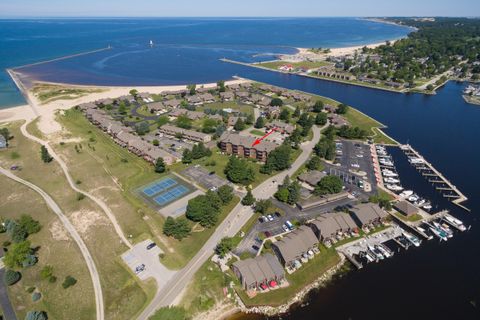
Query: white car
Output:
[[267, 214, 274, 221], [282, 225, 289, 232]]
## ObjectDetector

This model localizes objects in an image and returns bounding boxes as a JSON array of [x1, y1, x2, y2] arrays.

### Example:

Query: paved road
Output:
[[19, 121, 132, 249], [0, 268, 17, 320], [137, 124, 323, 319], [0, 167, 104, 320]]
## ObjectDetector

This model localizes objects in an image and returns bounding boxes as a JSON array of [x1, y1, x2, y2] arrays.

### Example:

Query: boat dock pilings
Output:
[[401, 144, 470, 212]]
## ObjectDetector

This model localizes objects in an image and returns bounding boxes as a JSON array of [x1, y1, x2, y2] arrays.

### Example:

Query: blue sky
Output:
[[0, 0, 479, 17]]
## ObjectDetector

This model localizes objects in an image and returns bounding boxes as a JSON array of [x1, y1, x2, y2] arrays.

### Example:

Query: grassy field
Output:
[[180, 259, 235, 316], [160, 197, 240, 269], [250, 129, 265, 136], [0, 121, 153, 320], [257, 60, 330, 70], [0, 176, 95, 320], [236, 246, 341, 307], [393, 211, 423, 222], [31, 83, 104, 104]]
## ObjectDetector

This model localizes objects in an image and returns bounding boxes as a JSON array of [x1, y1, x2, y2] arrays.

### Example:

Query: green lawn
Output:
[[393, 211, 423, 222], [236, 245, 341, 307], [0, 120, 153, 320], [197, 101, 254, 116], [250, 129, 265, 136], [180, 259, 235, 316]]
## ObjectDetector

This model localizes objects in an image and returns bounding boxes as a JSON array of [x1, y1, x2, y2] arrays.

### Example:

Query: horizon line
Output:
[[0, 15, 478, 19]]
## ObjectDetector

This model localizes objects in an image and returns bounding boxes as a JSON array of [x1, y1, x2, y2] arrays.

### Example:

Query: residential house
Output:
[[163, 99, 182, 109], [265, 120, 295, 135], [220, 91, 234, 101], [272, 226, 319, 268], [328, 114, 349, 128], [297, 170, 326, 188], [350, 203, 389, 228], [232, 254, 285, 291], [394, 201, 418, 218], [199, 93, 215, 103], [187, 95, 202, 105], [146, 102, 165, 113], [159, 125, 212, 143], [169, 109, 205, 121], [219, 132, 277, 162], [309, 213, 358, 243]]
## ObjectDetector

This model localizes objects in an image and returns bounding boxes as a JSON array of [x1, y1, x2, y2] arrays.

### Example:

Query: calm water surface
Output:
[[228, 72, 480, 320], [0, 18, 410, 108]]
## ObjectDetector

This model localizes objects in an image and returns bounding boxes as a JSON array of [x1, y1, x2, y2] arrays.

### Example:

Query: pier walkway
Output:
[[400, 144, 469, 211]]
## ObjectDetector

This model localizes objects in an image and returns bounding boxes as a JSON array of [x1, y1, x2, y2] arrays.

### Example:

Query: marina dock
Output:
[[400, 144, 470, 211]]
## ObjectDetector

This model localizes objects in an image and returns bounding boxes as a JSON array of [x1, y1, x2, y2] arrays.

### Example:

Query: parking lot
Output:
[[333, 140, 377, 194], [181, 165, 232, 191], [235, 197, 355, 255], [121, 240, 176, 289]]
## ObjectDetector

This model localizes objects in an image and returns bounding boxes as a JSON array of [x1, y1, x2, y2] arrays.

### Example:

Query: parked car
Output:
[[146, 242, 156, 250], [135, 264, 146, 274], [267, 214, 274, 221], [285, 220, 294, 230], [252, 245, 260, 251], [282, 225, 289, 232], [264, 231, 272, 238]]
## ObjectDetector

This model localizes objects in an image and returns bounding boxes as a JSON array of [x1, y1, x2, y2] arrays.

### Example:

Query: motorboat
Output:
[[402, 231, 421, 247], [415, 226, 433, 240], [433, 221, 453, 238], [444, 214, 467, 231], [426, 223, 448, 241], [415, 199, 426, 206], [408, 194, 419, 202], [384, 177, 400, 184], [399, 190, 414, 198], [368, 245, 384, 260], [376, 244, 393, 258], [386, 184, 403, 192], [382, 171, 398, 177]]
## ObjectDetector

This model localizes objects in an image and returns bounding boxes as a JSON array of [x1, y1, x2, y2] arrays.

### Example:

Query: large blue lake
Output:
[[0, 18, 411, 108]]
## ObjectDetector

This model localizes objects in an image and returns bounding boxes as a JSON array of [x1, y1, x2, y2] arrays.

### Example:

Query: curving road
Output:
[[138, 124, 323, 319], [19, 121, 133, 249], [0, 167, 104, 320]]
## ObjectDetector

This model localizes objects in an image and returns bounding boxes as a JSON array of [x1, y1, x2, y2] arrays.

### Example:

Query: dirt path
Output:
[[0, 167, 105, 320], [19, 120, 133, 249]]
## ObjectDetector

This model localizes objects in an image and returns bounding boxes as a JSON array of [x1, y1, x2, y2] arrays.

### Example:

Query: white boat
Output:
[[149, 40, 154, 47], [415, 226, 433, 240], [376, 244, 393, 258], [365, 251, 376, 263], [415, 199, 426, 206], [423, 203, 433, 211], [408, 194, 419, 202], [384, 177, 400, 184], [402, 231, 421, 247], [444, 214, 467, 231], [399, 190, 414, 198], [429, 226, 448, 241], [386, 184, 403, 192], [433, 222, 453, 238], [368, 245, 384, 260], [408, 157, 425, 164], [382, 171, 398, 177]]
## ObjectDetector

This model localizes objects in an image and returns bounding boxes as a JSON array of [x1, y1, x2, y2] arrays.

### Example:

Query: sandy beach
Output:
[[0, 77, 249, 135]]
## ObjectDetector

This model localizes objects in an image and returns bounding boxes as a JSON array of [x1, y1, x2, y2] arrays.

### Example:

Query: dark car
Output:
[[252, 245, 260, 251], [146, 242, 156, 250], [264, 231, 272, 238]]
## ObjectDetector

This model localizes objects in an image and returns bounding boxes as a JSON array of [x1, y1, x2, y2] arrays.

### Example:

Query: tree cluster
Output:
[[224, 156, 255, 185], [274, 175, 300, 205], [261, 144, 292, 174], [314, 175, 343, 196], [163, 217, 191, 240]]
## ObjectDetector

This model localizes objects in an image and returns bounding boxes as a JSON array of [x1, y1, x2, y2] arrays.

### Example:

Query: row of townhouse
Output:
[[158, 125, 212, 143], [81, 106, 177, 165]]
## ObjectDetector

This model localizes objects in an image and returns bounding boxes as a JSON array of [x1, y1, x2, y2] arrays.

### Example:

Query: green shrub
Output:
[[32, 292, 41, 302], [4, 269, 21, 286], [25, 311, 48, 320], [3, 240, 11, 247], [26, 286, 35, 293], [62, 275, 77, 289], [76, 193, 85, 201]]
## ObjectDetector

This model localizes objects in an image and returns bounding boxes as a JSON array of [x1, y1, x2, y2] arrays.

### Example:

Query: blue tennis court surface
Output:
[[143, 178, 177, 196], [153, 185, 189, 206]]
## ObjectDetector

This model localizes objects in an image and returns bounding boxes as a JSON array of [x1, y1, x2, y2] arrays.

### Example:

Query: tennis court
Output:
[[142, 177, 177, 196], [153, 185, 189, 206]]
